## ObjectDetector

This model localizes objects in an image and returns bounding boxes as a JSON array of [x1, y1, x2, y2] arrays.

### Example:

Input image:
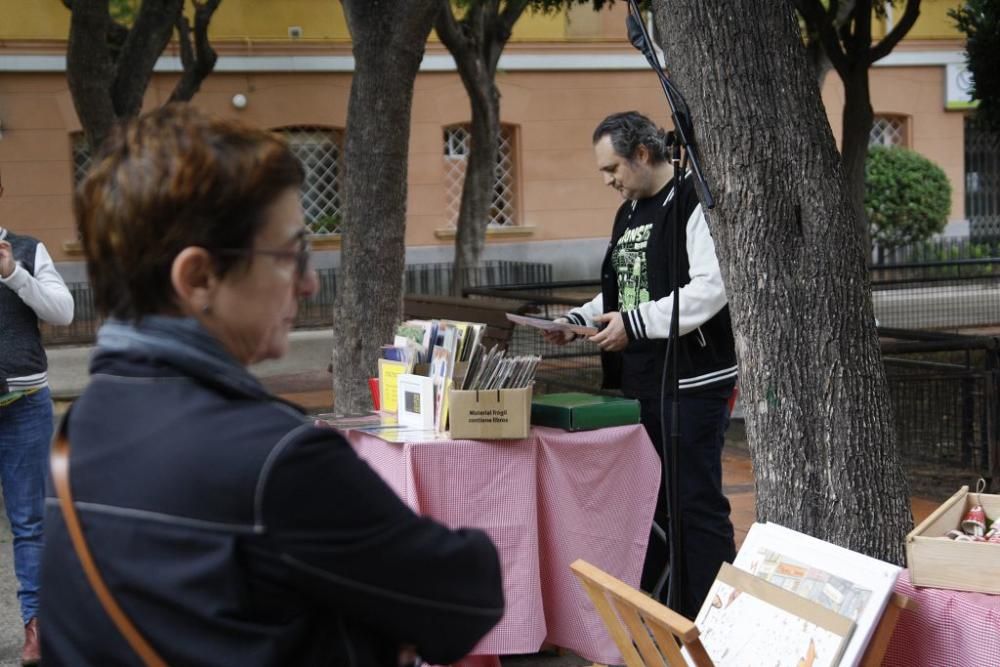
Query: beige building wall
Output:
[[0, 53, 971, 273], [821, 64, 967, 222]]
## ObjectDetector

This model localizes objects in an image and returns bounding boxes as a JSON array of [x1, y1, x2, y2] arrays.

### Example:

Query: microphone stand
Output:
[[624, 0, 715, 616]]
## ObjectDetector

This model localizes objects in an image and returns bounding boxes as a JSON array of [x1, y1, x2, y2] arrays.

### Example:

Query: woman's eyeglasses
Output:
[[216, 236, 311, 277]]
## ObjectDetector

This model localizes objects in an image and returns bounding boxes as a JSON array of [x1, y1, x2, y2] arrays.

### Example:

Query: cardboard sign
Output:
[[448, 386, 532, 440]]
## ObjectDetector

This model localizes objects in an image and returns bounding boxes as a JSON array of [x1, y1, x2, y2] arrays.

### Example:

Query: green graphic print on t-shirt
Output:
[[612, 222, 652, 311]]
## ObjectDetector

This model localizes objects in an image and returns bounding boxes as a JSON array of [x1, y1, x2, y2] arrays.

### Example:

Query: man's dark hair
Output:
[[592, 111, 673, 163]]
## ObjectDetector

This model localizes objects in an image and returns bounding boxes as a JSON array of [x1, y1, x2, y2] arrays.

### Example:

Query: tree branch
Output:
[[490, 0, 530, 71], [434, 0, 467, 54], [498, 0, 530, 36], [795, 0, 850, 77], [169, 0, 221, 103], [852, 0, 874, 57], [111, 0, 184, 117], [869, 0, 921, 64]]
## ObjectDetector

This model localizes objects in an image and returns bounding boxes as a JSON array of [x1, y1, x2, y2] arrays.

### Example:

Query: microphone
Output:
[[625, 13, 647, 53]]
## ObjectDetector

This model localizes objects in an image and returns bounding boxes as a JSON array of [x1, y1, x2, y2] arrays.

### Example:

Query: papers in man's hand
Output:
[[505, 312, 598, 337]]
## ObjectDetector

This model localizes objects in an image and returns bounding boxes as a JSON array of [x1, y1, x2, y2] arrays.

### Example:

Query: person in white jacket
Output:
[[546, 111, 737, 619], [0, 216, 74, 665]]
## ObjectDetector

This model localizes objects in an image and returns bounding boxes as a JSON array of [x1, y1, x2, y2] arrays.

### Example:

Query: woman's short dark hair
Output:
[[76, 104, 304, 320], [592, 111, 674, 164]]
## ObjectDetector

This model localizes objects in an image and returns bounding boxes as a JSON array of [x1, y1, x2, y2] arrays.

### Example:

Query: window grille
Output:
[[870, 115, 908, 147], [280, 127, 343, 235], [71, 133, 92, 185], [444, 124, 518, 228]]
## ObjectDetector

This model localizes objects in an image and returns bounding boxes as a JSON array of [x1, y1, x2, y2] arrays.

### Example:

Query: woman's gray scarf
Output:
[[94, 316, 271, 400]]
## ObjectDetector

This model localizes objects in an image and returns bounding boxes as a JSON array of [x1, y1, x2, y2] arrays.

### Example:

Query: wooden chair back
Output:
[[570, 559, 714, 667], [571, 558, 914, 667]]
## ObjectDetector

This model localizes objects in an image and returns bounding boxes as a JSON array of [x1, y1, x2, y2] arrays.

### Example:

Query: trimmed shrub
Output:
[[865, 145, 952, 251]]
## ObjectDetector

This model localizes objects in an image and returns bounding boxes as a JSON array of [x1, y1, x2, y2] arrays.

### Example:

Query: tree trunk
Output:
[[841, 67, 875, 252], [450, 80, 500, 295], [437, 1, 528, 296], [64, 0, 219, 152], [66, 1, 117, 150], [653, 0, 910, 563], [334, 0, 440, 415]]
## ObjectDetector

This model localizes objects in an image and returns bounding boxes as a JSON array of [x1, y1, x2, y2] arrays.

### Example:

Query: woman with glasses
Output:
[[39, 105, 503, 666]]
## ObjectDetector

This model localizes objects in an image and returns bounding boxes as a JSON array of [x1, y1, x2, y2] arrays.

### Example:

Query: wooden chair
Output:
[[570, 559, 915, 667], [570, 559, 714, 667]]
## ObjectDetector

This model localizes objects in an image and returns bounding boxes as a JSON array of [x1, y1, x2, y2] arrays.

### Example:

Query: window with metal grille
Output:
[[279, 127, 343, 235], [71, 132, 93, 185], [443, 124, 518, 228], [869, 115, 909, 148]]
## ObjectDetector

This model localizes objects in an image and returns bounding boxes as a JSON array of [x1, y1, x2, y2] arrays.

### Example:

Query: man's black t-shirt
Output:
[[612, 182, 671, 398]]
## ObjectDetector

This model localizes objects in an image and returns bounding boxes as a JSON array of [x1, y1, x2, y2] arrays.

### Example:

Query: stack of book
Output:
[[377, 319, 540, 435]]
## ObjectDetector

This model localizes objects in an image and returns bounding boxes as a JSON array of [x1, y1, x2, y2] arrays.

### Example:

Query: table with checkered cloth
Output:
[[883, 569, 1000, 665], [347, 424, 660, 665]]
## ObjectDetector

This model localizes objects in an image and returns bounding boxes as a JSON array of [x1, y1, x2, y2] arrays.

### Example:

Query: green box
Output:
[[530, 392, 640, 431]]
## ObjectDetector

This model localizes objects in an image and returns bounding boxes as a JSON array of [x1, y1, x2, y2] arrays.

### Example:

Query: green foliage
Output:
[[309, 213, 342, 235], [864, 145, 952, 250], [109, 0, 139, 24], [950, 0, 1000, 131]]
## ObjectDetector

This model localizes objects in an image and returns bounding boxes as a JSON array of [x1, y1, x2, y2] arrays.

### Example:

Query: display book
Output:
[[530, 392, 640, 431], [361, 317, 540, 442], [686, 522, 901, 667]]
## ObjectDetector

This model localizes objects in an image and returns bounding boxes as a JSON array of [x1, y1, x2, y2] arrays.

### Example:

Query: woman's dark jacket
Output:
[[39, 344, 504, 666]]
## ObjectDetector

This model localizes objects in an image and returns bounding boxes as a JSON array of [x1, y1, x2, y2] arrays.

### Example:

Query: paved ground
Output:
[[0, 509, 19, 667]]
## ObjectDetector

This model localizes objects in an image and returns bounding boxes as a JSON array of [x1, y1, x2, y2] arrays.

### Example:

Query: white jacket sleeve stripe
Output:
[[567, 292, 604, 328]]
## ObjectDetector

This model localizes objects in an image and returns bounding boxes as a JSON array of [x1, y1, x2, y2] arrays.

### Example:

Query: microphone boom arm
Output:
[[626, 3, 714, 209]]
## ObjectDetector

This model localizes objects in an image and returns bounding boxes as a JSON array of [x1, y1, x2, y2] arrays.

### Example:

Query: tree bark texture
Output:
[[66, 0, 118, 151], [65, 0, 220, 151], [652, 0, 911, 563], [436, 1, 528, 295], [333, 0, 440, 415]]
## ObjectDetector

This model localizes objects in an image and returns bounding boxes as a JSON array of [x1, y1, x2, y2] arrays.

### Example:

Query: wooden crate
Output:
[[905, 485, 1000, 593]]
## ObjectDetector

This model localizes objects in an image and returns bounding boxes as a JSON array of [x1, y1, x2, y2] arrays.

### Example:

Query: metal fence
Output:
[[871, 262, 1000, 331], [881, 330, 999, 479], [468, 283, 1000, 478], [873, 237, 1000, 267], [38, 282, 100, 346], [965, 116, 1000, 240], [467, 281, 608, 394], [40, 260, 554, 344]]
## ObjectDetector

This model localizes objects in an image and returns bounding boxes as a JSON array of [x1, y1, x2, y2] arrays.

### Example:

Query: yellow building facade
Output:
[[0, 1, 975, 281]]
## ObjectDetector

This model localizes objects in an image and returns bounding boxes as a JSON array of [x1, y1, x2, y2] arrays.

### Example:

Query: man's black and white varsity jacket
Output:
[[565, 174, 738, 396]]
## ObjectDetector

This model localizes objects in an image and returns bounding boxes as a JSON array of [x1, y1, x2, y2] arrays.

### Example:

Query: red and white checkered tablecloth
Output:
[[348, 424, 660, 666], [883, 569, 1000, 666]]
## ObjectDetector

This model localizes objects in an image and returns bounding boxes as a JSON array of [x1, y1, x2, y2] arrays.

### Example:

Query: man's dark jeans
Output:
[[637, 384, 736, 620]]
